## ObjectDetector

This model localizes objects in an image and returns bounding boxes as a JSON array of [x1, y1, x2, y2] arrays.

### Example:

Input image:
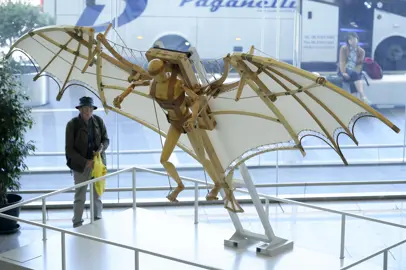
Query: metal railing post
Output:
[[340, 214, 346, 259], [90, 183, 95, 223], [265, 198, 270, 217], [42, 198, 47, 241], [132, 168, 137, 209], [276, 150, 279, 196], [61, 232, 66, 270], [194, 182, 199, 224], [135, 250, 139, 269], [383, 250, 388, 270]]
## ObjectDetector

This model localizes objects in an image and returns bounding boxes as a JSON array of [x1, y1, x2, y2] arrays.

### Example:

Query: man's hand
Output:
[[93, 143, 103, 157], [183, 118, 196, 133], [86, 159, 94, 169], [343, 73, 350, 79]]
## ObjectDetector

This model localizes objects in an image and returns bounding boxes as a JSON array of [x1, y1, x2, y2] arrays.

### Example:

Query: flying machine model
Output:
[[7, 24, 400, 214]]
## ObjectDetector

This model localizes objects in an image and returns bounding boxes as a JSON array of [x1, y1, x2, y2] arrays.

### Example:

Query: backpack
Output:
[[363, 57, 383, 80], [66, 115, 102, 171]]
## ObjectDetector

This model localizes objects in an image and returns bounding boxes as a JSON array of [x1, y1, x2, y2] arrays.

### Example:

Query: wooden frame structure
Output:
[[6, 24, 401, 257]]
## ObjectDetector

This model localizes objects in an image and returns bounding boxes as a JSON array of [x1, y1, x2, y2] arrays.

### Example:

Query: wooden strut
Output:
[[206, 80, 240, 98], [105, 82, 151, 99], [95, 39, 109, 113], [208, 54, 232, 88], [86, 28, 95, 68], [82, 46, 98, 74], [209, 111, 280, 123], [64, 29, 149, 82], [37, 32, 87, 61], [56, 42, 81, 101], [234, 45, 255, 101], [210, 81, 319, 101], [96, 32, 151, 80], [206, 46, 255, 99], [234, 58, 306, 156]]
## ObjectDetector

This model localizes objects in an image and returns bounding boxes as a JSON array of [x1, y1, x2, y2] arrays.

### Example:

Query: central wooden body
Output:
[[146, 47, 217, 131]]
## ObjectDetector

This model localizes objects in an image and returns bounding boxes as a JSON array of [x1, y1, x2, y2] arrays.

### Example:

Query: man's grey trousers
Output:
[[72, 166, 103, 226]]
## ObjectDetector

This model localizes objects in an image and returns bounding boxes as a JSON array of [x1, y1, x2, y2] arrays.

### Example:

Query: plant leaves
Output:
[[0, 1, 55, 47], [0, 56, 36, 204]]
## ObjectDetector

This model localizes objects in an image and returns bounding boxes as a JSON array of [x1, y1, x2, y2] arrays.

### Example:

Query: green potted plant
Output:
[[0, 1, 54, 48], [0, 55, 36, 234], [0, 1, 55, 108]]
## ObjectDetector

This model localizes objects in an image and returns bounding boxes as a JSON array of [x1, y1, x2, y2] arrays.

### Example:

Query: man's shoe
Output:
[[73, 218, 84, 228], [73, 222, 83, 228]]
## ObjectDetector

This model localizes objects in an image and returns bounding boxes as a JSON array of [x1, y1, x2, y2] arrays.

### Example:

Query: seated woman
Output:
[[338, 32, 370, 104]]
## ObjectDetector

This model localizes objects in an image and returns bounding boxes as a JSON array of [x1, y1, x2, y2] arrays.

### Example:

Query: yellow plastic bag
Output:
[[91, 153, 107, 196]]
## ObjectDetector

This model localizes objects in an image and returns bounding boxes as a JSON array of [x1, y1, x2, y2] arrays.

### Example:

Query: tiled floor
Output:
[[1, 199, 406, 269]]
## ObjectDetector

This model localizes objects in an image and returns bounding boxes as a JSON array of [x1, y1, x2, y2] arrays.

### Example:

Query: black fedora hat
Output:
[[75, 96, 98, 110]]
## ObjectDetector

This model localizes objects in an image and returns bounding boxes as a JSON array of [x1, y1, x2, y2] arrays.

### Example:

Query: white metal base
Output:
[[256, 240, 295, 257], [224, 232, 255, 249], [224, 232, 294, 257], [222, 163, 294, 257]]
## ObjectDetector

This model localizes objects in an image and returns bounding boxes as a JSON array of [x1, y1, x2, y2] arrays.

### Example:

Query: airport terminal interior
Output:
[[1, 0, 406, 269]]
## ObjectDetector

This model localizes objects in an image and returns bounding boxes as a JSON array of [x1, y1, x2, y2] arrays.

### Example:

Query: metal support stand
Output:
[[187, 49, 293, 257], [223, 163, 293, 256]]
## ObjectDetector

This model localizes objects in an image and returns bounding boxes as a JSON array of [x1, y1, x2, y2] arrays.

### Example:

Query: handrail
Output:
[[254, 190, 406, 229], [252, 179, 406, 187], [1, 165, 406, 269], [0, 167, 134, 214], [12, 179, 406, 195], [105, 166, 406, 229], [27, 143, 404, 157], [340, 238, 406, 269], [30, 148, 181, 156], [4, 165, 406, 229]]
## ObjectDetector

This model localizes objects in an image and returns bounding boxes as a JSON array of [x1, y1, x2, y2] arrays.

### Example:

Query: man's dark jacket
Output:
[[65, 114, 109, 173]]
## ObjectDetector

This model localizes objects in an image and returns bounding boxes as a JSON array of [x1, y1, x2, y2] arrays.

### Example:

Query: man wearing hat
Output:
[[65, 96, 110, 228]]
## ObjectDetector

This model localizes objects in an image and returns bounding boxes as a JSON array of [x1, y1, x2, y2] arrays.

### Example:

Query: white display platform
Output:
[[0, 208, 381, 270]]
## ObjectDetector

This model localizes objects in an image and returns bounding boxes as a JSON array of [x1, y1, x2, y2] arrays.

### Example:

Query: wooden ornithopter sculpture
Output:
[[7, 25, 400, 214]]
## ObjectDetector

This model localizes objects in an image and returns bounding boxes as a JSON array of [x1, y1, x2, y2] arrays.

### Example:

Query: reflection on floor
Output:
[[1, 199, 406, 269]]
